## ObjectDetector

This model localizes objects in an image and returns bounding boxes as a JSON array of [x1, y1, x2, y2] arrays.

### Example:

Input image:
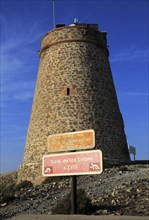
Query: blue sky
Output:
[[0, 0, 148, 173]]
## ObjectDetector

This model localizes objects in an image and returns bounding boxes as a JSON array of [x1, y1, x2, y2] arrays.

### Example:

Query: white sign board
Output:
[[42, 150, 103, 177], [128, 145, 136, 155]]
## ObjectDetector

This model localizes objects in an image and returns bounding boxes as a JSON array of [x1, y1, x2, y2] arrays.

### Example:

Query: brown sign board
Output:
[[47, 129, 95, 153], [42, 150, 103, 177]]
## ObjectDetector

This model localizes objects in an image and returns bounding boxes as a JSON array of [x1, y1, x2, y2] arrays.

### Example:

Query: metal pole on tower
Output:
[[53, 0, 56, 28]]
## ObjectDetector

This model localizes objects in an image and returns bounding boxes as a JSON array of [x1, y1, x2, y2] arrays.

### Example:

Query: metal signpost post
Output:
[[71, 175, 77, 214], [43, 129, 103, 215]]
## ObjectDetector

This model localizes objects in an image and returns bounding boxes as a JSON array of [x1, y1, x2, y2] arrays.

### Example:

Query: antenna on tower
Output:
[[52, 0, 56, 28]]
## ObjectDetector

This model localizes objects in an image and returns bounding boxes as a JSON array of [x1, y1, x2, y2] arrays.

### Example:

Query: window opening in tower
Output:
[[67, 88, 70, 96]]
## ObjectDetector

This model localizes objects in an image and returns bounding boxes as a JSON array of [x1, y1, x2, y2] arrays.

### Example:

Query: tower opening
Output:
[[67, 88, 70, 96]]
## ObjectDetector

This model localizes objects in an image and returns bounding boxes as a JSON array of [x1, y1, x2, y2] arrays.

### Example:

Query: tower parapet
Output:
[[40, 25, 108, 57]]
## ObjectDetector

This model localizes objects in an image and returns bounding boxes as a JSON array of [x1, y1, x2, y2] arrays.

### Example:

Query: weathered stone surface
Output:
[[18, 25, 130, 182]]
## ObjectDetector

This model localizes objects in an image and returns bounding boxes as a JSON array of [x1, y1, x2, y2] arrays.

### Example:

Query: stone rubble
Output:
[[0, 164, 148, 219]]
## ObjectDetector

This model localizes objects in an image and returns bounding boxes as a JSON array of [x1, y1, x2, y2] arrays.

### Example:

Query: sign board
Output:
[[42, 150, 103, 177], [47, 129, 95, 153], [128, 145, 136, 155]]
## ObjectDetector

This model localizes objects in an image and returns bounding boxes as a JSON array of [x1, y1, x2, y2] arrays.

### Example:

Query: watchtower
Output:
[[18, 22, 130, 183]]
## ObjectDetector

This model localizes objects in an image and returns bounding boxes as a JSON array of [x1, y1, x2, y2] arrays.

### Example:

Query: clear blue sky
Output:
[[0, 0, 148, 173]]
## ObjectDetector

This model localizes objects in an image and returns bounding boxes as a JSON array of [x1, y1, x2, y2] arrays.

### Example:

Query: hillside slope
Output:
[[0, 164, 148, 219]]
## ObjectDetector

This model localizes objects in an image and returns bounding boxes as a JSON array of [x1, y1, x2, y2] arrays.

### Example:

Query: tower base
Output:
[[18, 162, 44, 184], [18, 157, 130, 184]]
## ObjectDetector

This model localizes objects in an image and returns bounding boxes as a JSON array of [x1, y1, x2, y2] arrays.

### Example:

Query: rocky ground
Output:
[[0, 164, 149, 219]]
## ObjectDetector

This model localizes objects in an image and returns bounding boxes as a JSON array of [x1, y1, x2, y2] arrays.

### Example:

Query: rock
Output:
[[102, 209, 108, 214], [111, 199, 116, 205], [0, 203, 7, 207], [119, 171, 123, 175]]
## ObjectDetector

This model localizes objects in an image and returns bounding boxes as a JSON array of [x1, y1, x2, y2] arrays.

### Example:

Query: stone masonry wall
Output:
[[18, 26, 130, 183]]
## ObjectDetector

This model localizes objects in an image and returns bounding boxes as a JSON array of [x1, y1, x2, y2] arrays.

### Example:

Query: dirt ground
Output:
[[1, 164, 148, 219], [9, 214, 149, 220]]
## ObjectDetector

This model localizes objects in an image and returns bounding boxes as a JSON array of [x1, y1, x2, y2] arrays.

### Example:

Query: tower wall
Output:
[[18, 26, 130, 183]]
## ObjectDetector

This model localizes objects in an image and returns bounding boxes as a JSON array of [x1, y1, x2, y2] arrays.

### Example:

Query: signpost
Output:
[[43, 129, 103, 215], [47, 129, 95, 152], [42, 150, 103, 176], [128, 145, 136, 161]]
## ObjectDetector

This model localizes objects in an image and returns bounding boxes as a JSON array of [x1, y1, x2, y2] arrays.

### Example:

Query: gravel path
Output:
[[10, 214, 149, 220]]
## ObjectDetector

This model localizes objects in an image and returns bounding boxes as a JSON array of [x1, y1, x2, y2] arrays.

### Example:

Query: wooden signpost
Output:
[[42, 129, 103, 214]]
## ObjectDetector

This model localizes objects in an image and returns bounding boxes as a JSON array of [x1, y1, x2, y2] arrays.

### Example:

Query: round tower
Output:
[[18, 24, 130, 183]]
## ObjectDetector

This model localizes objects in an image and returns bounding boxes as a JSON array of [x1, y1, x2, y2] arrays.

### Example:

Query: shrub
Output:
[[0, 180, 33, 203], [42, 176, 68, 184], [51, 188, 93, 214], [0, 183, 16, 203], [14, 180, 33, 191], [0, 172, 17, 203]]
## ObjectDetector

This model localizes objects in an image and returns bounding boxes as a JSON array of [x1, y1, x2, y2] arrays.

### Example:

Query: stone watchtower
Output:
[[18, 22, 130, 183]]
